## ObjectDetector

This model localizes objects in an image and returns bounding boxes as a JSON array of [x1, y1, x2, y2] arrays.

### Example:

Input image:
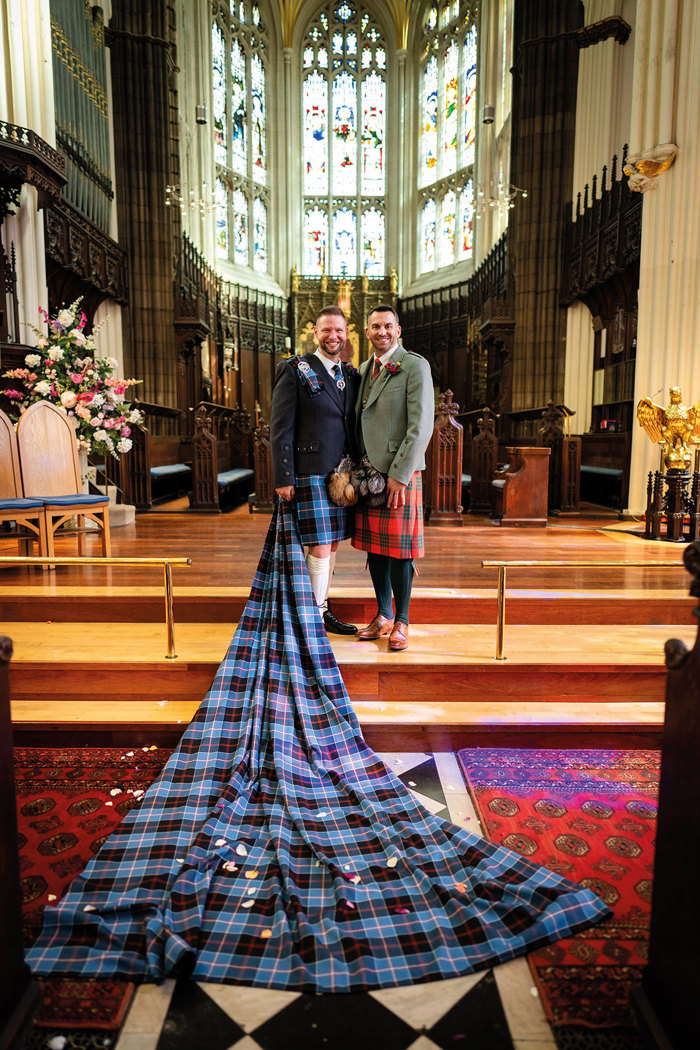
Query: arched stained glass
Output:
[[302, 2, 387, 275], [213, 24, 227, 165], [360, 71, 385, 196], [361, 206, 384, 275], [253, 197, 267, 271], [332, 207, 356, 274], [304, 206, 328, 274], [332, 71, 357, 194], [421, 199, 436, 273], [418, 1, 477, 273], [231, 39, 247, 175], [232, 188, 248, 265], [212, 2, 269, 272], [439, 190, 456, 267], [216, 178, 228, 257], [420, 57, 438, 185], [303, 72, 328, 195]]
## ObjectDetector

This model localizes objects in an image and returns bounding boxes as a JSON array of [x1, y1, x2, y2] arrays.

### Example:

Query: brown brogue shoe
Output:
[[388, 622, 409, 651], [358, 614, 394, 640]]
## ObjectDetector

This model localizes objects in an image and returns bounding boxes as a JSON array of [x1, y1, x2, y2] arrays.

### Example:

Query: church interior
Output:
[[1, 1, 699, 1049]]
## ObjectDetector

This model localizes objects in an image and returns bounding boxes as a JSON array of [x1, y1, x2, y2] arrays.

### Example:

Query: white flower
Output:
[[104, 436, 114, 450], [25, 353, 41, 367], [57, 308, 74, 326], [106, 356, 119, 370], [94, 428, 108, 442], [91, 393, 105, 406], [36, 337, 48, 349], [70, 329, 87, 345], [47, 347, 64, 362], [61, 391, 77, 409], [117, 438, 132, 454], [129, 409, 142, 424], [34, 380, 51, 395]]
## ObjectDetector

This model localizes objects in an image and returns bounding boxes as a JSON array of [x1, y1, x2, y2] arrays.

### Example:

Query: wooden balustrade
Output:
[[425, 390, 464, 526]]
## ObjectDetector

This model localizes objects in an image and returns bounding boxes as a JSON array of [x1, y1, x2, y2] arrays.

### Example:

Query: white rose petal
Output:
[[386, 857, 398, 868], [241, 899, 255, 908], [215, 838, 227, 847], [236, 844, 248, 856], [132, 790, 144, 798], [48, 1037, 68, 1050], [110, 788, 122, 796], [104, 801, 113, 807], [82, 904, 96, 912], [47, 894, 57, 902]]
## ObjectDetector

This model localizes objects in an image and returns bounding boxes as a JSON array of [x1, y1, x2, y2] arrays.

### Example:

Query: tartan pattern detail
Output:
[[352, 473, 425, 558], [26, 504, 610, 990], [294, 474, 352, 545]]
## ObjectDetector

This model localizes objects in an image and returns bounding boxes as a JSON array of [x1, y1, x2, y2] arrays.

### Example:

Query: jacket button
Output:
[[285, 471, 290, 476], [284, 445, 289, 450], [283, 458, 288, 463]]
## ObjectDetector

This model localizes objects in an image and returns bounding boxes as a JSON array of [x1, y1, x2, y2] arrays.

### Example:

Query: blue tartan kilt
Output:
[[294, 473, 352, 545]]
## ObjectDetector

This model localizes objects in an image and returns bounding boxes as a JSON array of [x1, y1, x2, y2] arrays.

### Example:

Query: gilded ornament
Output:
[[637, 387, 700, 470]]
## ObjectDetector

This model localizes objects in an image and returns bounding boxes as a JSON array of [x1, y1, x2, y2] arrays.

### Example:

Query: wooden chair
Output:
[[0, 408, 48, 558], [16, 400, 111, 561]]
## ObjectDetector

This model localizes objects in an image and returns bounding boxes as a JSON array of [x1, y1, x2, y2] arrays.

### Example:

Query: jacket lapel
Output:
[[308, 353, 344, 410], [361, 345, 408, 413]]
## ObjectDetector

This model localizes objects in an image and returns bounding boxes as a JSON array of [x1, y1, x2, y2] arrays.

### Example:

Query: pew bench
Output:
[[191, 404, 254, 511], [491, 446, 550, 527], [150, 462, 192, 501], [580, 432, 631, 509]]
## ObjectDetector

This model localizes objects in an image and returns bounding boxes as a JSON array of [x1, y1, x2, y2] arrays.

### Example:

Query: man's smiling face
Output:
[[314, 314, 348, 359], [366, 310, 401, 355]]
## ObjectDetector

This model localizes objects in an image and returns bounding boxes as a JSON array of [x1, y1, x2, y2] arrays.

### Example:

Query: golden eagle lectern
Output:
[[637, 387, 700, 471]]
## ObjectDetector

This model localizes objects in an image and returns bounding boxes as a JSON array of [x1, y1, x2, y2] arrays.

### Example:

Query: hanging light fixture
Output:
[[475, 104, 527, 220]]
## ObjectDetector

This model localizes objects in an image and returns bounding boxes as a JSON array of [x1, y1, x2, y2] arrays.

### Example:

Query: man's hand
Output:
[[276, 485, 295, 501], [386, 477, 406, 509]]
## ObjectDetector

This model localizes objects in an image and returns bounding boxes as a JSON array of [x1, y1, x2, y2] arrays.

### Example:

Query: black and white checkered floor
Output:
[[27, 754, 644, 1050]]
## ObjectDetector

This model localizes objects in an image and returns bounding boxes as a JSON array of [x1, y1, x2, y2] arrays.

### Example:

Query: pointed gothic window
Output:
[[419, 1, 477, 273], [302, 2, 386, 276], [212, 1, 269, 272]]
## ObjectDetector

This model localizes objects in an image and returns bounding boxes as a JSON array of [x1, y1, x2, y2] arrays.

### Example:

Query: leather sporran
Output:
[[327, 455, 359, 507], [351, 455, 387, 508]]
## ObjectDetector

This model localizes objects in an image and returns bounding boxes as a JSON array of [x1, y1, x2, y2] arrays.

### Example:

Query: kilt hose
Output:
[[294, 473, 352, 545], [352, 472, 424, 558], [26, 502, 610, 990]]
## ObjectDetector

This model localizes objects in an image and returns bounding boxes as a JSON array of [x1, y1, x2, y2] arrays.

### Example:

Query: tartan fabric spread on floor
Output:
[[27, 504, 609, 991], [457, 748, 659, 1028]]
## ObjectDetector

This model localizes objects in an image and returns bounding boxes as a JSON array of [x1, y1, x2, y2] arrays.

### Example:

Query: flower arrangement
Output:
[[2, 300, 143, 458], [385, 360, 401, 375]]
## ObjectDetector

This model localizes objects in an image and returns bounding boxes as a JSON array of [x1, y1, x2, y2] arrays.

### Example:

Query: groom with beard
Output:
[[270, 305, 359, 635]]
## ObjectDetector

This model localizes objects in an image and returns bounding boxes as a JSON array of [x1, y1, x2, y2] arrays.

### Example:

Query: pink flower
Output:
[[78, 311, 87, 330], [72, 374, 83, 384], [4, 389, 23, 399], [121, 426, 131, 437]]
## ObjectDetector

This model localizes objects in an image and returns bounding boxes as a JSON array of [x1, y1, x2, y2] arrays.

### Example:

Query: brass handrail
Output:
[[481, 558, 685, 661], [0, 556, 191, 659]]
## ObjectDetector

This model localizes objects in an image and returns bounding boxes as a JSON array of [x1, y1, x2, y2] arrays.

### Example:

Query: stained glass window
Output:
[[421, 199, 436, 273], [216, 178, 228, 257], [332, 207, 356, 274], [212, 23, 227, 166], [418, 1, 478, 273], [332, 72, 356, 195], [302, 2, 387, 275], [421, 58, 438, 185], [231, 40, 247, 175], [304, 207, 328, 274], [253, 197, 267, 271], [459, 179, 474, 259], [361, 206, 384, 275], [303, 72, 328, 195], [213, 4, 269, 271], [232, 188, 248, 265]]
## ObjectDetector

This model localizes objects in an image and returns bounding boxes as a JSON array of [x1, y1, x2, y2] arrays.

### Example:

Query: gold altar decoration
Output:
[[637, 387, 700, 470]]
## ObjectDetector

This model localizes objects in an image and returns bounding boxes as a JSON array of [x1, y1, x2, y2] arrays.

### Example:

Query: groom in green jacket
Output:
[[352, 305, 434, 651]]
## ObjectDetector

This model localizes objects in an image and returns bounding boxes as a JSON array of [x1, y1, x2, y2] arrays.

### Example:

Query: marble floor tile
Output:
[[369, 972, 485, 1030], [115, 980, 176, 1043], [493, 959, 554, 1044], [406, 1038, 444, 1050], [200, 985, 301, 1032], [512, 1040, 558, 1050]]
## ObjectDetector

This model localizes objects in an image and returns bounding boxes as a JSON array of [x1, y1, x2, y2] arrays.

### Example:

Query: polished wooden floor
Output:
[[1, 504, 695, 748]]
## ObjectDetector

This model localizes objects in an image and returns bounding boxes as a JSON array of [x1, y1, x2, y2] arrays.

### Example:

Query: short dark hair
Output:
[[368, 304, 399, 323], [316, 305, 347, 323]]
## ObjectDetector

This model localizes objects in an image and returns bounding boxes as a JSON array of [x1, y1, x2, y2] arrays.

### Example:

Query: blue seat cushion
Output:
[[151, 463, 191, 478], [40, 494, 109, 507], [0, 498, 45, 511], [580, 465, 623, 478], [217, 468, 254, 488], [461, 473, 472, 486]]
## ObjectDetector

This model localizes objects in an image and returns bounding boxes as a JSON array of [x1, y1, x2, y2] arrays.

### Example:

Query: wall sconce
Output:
[[284, 336, 292, 355], [223, 340, 237, 392], [195, 104, 207, 125]]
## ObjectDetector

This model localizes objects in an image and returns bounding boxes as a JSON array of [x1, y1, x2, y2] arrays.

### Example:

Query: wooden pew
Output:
[[631, 541, 700, 1049], [0, 635, 41, 1046], [120, 402, 191, 510], [191, 403, 254, 511], [249, 416, 274, 514], [491, 446, 551, 527]]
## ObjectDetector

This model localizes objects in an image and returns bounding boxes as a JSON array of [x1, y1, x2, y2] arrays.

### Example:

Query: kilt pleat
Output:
[[352, 473, 424, 558], [294, 473, 352, 545], [26, 503, 610, 990]]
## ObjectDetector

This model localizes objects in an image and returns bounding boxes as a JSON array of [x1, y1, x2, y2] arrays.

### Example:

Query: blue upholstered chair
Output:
[[0, 408, 48, 558], [16, 400, 111, 563]]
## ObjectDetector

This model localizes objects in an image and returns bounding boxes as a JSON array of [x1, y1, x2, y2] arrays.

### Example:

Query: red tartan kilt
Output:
[[352, 472, 424, 558]]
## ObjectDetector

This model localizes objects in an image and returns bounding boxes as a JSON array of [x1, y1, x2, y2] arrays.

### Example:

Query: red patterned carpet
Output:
[[457, 748, 659, 1030], [15, 746, 172, 1029]]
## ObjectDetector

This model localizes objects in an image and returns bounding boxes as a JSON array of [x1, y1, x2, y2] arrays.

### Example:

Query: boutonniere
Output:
[[385, 361, 401, 375], [343, 363, 359, 378]]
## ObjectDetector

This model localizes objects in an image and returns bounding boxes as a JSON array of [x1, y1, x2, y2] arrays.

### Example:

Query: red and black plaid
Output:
[[352, 473, 424, 558]]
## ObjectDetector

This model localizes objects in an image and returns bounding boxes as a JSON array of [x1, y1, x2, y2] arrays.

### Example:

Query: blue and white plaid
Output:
[[294, 473, 352, 545], [26, 504, 610, 990]]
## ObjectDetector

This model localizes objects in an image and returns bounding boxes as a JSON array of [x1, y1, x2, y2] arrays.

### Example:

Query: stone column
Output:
[[508, 0, 583, 412], [625, 0, 699, 513]]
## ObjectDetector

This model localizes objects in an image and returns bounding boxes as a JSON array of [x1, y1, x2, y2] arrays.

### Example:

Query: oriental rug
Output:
[[457, 747, 659, 1031], [15, 745, 172, 1028]]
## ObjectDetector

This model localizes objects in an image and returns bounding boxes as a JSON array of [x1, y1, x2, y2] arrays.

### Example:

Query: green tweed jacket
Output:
[[355, 345, 435, 486]]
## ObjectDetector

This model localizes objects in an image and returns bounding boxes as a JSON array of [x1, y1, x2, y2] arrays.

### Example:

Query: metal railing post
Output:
[[164, 561, 176, 659], [496, 565, 507, 660]]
